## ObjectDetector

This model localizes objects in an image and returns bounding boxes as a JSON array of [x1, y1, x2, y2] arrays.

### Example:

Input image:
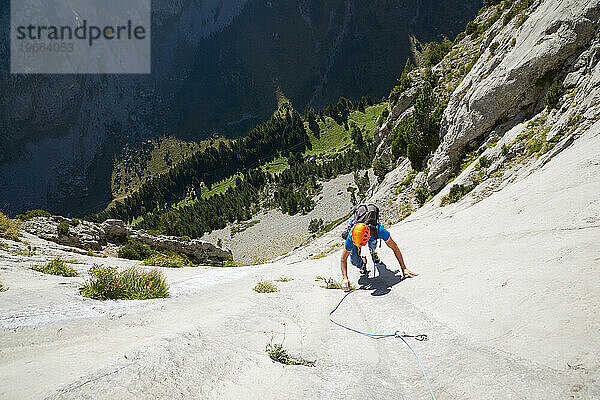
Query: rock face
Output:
[[372, 0, 600, 212], [427, 0, 600, 190], [20, 217, 233, 264]]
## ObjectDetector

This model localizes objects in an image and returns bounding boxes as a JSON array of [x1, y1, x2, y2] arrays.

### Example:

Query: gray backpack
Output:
[[342, 203, 380, 240]]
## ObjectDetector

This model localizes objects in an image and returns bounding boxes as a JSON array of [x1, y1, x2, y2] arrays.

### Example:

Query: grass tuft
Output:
[[80, 265, 169, 300], [142, 252, 190, 268], [0, 212, 20, 241], [253, 281, 278, 293], [0, 281, 7, 292], [318, 276, 355, 290], [222, 260, 242, 267], [266, 342, 294, 364], [265, 336, 315, 367], [440, 183, 476, 206], [275, 277, 293, 282], [32, 258, 78, 277], [14, 245, 36, 257]]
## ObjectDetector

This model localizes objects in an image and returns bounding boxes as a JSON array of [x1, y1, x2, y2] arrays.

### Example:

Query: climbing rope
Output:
[[329, 287, 437, 400]]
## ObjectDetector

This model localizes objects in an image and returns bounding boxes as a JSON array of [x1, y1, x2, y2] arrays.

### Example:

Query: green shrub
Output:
[[308, 218, 324, 233], [222, 260, 240, 267], [57, 221, 69, 236], [378, 108, 390, 124], [147, 229, 162, 236], [466, 21, 478, 35], [389, 85, 404, 107], [15, 209, 51, 221], [402, 170, 417, 187], [319, 277, 355, 290], [391, 81, 443, 170], [544, 82, 565, 109], [420, 39, 452, 67], [454, 31, 466, 44], [32, 258, 77, 277], [440, 184, 476, 206], [253, 281, 278, 293], [177, 235, 191, 242], [415, 186, 431, 206], [118, 237, 153, 260], [373, 159, 391, 183], [503, 0, 534, 25], [389, 59, 414, 106], [484, 0, 502, 6], [501, 144, 510, 156], [69, 218, 80, 226], [489, 41, 499, 55], [80, 265, 169, 300], [0, 212, 19, 241], [142, 252, 190, 268]]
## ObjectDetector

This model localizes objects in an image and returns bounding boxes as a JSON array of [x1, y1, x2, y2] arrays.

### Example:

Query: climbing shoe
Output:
[[372, 251, 380, 264], [360, 256, 368, 275]]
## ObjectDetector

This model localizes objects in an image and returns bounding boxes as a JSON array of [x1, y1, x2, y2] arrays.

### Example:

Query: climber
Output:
[[340, 204, 417, 291]]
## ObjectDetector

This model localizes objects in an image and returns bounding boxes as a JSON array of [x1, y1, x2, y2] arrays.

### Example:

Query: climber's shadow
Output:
[[357, 261, 405, 296]]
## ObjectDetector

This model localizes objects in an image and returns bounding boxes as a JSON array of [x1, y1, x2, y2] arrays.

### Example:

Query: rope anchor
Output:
[[329, 287, 437, 400], [395, 331, 429, 341]]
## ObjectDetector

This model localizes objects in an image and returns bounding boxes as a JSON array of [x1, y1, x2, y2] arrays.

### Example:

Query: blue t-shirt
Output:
[[344, 221, 390, 251]]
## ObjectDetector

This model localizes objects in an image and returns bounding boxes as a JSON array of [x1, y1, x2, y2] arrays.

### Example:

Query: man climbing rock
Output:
[[340, 204, 417, 291]]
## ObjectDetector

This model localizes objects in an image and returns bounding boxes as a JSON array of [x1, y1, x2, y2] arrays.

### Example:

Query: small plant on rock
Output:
[[253, 281, 278, 293], [32, 258, 77, 277], [265, 330, 315, 367], [266, 341, 293, 365]]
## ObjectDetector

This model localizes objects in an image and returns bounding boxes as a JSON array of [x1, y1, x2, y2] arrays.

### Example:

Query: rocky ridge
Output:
[[20, 217, 232, 264]]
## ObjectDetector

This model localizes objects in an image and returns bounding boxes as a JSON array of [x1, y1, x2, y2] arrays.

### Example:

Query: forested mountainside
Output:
[[0, 0, 481, 216], [87, 99, 378, 237]]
